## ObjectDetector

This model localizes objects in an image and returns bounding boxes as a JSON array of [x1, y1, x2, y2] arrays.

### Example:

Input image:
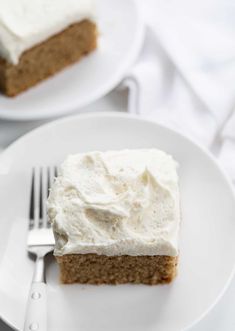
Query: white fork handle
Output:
[[24, 282, 47, 331]]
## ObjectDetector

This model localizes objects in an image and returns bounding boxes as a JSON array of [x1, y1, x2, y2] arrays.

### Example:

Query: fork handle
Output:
[[24, 282, 47, 331]]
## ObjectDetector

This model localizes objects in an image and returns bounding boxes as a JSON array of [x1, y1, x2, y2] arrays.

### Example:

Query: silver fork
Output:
[[24, 167, 56, 331]]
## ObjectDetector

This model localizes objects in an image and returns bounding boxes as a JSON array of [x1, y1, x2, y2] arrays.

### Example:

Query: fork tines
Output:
[[29, 166, 58, 230]]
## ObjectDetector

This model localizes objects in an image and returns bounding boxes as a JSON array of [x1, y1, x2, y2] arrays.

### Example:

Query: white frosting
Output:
[[48, 150, 180, 257], [0, 0, 95, 64]]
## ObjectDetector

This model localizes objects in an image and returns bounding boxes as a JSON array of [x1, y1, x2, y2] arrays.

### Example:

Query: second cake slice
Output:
[[0, 0, 97, 96]]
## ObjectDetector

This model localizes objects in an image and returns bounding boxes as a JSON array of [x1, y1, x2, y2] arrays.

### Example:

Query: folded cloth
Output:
[[123, 0, 235, 181], [219, 111, 235, 182]]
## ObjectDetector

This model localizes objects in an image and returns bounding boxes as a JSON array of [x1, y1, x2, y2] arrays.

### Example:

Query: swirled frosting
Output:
[[0, 0, 95, 64], [48, 149, 180, 257]]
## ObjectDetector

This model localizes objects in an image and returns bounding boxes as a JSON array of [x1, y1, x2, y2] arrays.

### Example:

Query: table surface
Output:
[[0, 90, 234, 331]]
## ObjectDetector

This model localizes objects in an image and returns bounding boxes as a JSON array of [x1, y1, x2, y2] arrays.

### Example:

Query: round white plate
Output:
[[0, 0, 144, 121], [0, 113, 235, 331]]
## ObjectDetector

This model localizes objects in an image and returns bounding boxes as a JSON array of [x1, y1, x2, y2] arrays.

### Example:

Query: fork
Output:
[[24, 167, 56, 331]]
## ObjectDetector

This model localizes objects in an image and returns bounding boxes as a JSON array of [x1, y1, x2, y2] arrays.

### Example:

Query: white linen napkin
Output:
[[123, 0, 235, 181], [219, 111, 235, 182]]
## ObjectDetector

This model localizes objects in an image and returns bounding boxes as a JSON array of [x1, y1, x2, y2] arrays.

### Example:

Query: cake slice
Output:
[[48, 149, 180, 285], [0, 0, 97, 97]]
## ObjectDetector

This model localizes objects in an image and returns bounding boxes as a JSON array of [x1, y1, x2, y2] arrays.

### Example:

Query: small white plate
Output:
[[0, 113, 235, 331], [0, 0, 144, 121]]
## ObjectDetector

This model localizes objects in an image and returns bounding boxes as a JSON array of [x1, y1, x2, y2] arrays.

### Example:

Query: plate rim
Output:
[[0, 0, 145, 122], [0, 112, 235, 331]]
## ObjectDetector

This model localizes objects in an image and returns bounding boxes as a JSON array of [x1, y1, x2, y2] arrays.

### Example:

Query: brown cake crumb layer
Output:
[[0, 19, 97, 97], [56, 254, 178, 285]]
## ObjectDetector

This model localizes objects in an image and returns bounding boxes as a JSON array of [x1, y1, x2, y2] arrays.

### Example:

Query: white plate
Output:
[[0, 0, 144, 121], [0, 113, 235, 331]]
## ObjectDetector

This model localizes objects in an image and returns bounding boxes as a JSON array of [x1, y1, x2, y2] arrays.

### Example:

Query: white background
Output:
[[1, 0, 235, 328]]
